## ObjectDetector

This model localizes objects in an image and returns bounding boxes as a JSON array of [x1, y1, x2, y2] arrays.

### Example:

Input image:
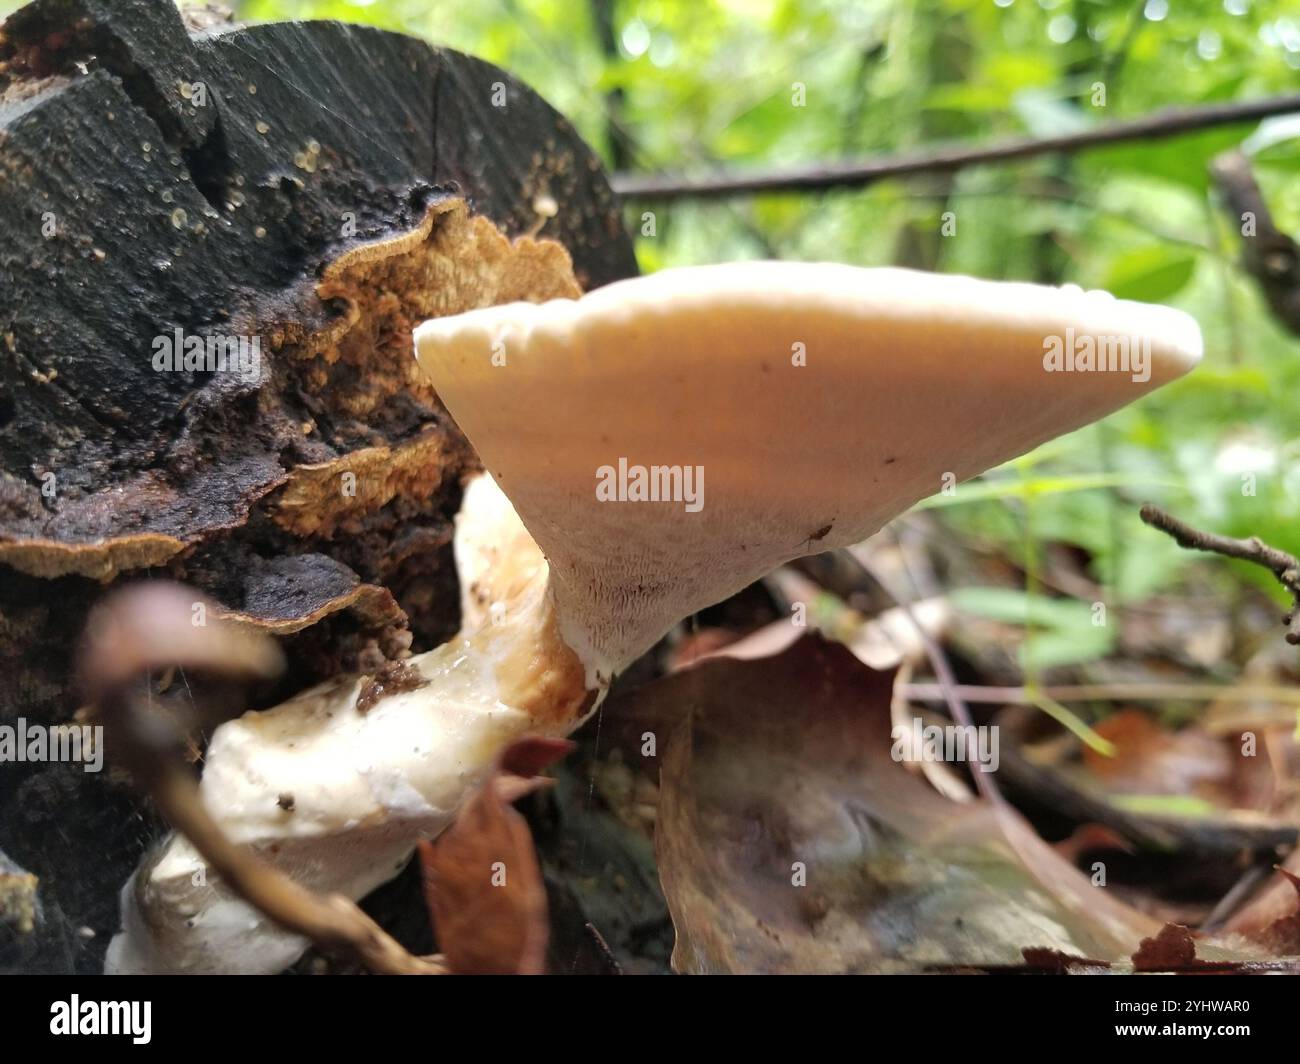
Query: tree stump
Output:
[[0, 0, 635, 972]]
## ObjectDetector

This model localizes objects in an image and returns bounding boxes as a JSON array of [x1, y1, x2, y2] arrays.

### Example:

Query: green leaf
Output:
[[1020, 626, 1115, 671], [1101, 246, 1198, 303], [1245, 115, 1300, 170], [1012, 89, 1094, 138], [1110, 795, 1219, 818], [951, 587, 1084, 628], [951, 588, 1116, 670], [1091, 128, 1244, 193], [913, 471, 1175, 509]]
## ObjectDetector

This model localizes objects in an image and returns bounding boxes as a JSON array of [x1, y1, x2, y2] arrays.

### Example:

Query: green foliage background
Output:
[[8, 0, 1300, 673]]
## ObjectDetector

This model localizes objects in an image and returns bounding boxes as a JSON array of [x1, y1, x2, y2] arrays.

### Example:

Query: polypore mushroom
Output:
[[416, 262, 1201, 682], [109, 262, 1201, 974]]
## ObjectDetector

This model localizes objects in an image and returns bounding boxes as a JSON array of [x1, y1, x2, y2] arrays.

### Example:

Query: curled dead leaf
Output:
[[621, 635, 1163, 974], [1242, 869, 1300, 956], [1132, 923, 1204, 972], [418, 737, 573, 975]]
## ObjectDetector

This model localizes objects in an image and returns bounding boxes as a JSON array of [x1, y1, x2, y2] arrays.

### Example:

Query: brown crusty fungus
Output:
[[109, 261, 1201, 973]]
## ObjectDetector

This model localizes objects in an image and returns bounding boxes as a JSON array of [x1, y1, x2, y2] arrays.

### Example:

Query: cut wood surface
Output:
[[0, 0, 634, 973]]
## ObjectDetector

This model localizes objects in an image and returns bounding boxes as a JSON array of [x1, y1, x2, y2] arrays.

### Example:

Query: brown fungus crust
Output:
[[272, 198, 579, 534], [1, 199, 578, 585], [2, 200, 584, 731], [0, 531, 186, 581], [269, 435, 453, 541], [297, 198, 579, 418], [195, 200, 579, 663], [209, 574, 404, 638]]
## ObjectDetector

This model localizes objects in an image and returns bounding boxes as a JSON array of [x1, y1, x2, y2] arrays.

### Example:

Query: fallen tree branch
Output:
[[994, 736, 1296, 859], [81, 583, 447, 976], [1139, 503, 1300, 646], [612, 92, 1300, 200], [1210, 149, 1300, 336]]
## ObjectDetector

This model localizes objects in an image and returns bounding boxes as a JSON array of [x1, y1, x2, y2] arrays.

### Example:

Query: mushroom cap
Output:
[[415, 261, 1201, 677]]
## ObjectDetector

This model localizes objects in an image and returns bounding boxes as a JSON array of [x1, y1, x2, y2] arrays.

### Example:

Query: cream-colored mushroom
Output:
[[417, 262, 1201, 684], [109, 262, 1200, 974]]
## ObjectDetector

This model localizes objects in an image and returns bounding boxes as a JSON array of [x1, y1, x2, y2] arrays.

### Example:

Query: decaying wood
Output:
[[0, 0, 635, 972]]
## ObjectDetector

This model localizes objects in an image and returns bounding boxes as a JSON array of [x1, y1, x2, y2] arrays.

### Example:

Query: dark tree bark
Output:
[[0, 0, 635, 972]]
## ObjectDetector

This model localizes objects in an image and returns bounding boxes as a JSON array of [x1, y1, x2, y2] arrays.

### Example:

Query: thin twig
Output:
[[844, 544, 1003, 804], [612, 93, 1300, 200], [81, 583, 446, 976], [1201, 863, 1276, 933], [1140, 503, 1300, 646]]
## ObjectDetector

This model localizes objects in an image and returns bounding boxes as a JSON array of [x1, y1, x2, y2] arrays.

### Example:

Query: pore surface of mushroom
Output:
[[111, 261, 1200, 973]]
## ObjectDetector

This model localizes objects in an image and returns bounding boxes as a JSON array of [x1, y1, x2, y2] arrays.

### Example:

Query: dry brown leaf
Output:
[[1132, 923, 1205, 971], [418, 737, 572, 975], [1083, 708, 1232, 800], [1053, 823, 1136, 863], [624, 634, 1163, 974], [673, 598, 947, 673], [1235, 869, 1300, 955]]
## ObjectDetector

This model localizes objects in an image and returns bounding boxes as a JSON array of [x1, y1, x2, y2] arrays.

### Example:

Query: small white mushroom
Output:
[[109, 262, 1200, 973]]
